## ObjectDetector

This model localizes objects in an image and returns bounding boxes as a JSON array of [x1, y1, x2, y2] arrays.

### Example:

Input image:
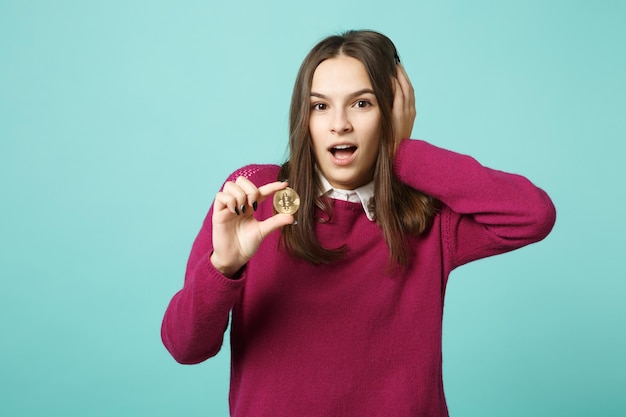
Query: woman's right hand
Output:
[[210, 176, 294, 278]]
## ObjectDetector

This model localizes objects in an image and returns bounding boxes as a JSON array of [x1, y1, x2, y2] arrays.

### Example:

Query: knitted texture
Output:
[[161, 140, 556, 417]]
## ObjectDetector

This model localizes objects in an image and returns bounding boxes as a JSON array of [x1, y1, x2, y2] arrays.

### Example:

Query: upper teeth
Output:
[[334, 145, 352, 150]]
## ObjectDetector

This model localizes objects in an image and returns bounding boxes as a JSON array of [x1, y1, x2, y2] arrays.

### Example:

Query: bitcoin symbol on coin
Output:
[[273, 187, 300, 215]]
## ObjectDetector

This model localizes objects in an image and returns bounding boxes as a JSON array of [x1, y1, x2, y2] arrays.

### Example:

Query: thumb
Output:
[[257, 213, 295, 238]]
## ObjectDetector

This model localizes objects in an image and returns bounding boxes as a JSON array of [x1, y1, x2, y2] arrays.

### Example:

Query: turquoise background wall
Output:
[[1, 0, 624, 416]]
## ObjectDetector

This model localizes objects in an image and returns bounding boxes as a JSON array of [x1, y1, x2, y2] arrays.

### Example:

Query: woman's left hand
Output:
[[392, 64, 416, 151]]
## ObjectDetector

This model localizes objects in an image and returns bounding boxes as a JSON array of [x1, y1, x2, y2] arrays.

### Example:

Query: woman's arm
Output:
[[394, 139, 556, 268], [391, 64, 555, 269], [161, 165, 292, 364], [160, 206, 244, 364]]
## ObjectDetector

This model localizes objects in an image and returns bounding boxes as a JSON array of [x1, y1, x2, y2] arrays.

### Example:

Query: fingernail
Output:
[[292, 220, 298, 225], [280, 178, 289, 183], [234, 206, 240, 216], [241, 204, 246, 214], [252, 201, 258, 211]]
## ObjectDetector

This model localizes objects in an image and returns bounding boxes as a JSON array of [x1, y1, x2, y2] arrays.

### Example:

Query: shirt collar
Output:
[[318, 173, 376, 221]]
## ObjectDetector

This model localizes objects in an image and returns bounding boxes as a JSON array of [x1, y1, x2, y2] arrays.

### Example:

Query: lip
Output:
[[328, 144, 358, 166]]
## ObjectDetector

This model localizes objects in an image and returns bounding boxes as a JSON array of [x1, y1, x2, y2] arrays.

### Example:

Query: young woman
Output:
[[162, 30, 556, 416]]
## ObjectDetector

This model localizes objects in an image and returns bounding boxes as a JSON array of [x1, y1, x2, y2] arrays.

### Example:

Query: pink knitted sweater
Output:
[[161, 140, 556, 416]]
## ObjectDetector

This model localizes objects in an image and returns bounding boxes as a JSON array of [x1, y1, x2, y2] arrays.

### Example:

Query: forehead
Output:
[[311, 55, 372, 94]]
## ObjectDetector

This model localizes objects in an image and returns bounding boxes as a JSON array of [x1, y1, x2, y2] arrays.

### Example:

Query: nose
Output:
[[330, 109, 352, 134]]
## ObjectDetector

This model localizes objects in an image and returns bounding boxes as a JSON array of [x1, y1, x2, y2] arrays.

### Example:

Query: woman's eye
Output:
[[312, 103, 327, 111], [355, 100, 371, 108]]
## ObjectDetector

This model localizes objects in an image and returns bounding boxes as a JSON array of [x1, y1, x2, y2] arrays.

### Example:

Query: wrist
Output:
[[210, 252, 244, 279]]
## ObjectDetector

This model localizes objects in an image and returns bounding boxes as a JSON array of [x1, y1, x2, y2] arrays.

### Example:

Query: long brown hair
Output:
[[279, 30, 438, 266]]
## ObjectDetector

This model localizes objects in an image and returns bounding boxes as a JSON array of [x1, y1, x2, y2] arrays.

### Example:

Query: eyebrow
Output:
[[310, 88, 376, 99]]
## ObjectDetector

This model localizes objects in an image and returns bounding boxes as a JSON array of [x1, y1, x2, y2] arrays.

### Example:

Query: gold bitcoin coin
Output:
[[273, 187, 300, 215]]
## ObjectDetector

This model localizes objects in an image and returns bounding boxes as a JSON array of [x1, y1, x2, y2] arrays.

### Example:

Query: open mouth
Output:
[[329, 144, 357, 160]]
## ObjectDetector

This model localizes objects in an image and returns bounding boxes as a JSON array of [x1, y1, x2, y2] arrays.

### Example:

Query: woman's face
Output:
[[309, 55, 381, 190]]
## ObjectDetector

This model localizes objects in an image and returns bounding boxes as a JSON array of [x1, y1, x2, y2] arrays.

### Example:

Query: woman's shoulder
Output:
[[225, 164, 281, 186]]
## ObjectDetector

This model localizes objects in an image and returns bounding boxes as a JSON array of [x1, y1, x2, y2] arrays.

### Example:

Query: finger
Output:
[[214, 191, 240, 217], [396, 65, 414, 108], [235, 176, 261, 211], [396, 67, 416, 127], [396, 64, 413, 93], [393, 76, 404, 111], [257, 213, 295, 238], [393, 80, 410, 127], [257, 180, 290, 201], [222, 181, 248, 215]]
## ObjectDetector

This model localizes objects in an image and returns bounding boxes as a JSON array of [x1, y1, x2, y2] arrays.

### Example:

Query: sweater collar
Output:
[[318, 173, 376, 221]]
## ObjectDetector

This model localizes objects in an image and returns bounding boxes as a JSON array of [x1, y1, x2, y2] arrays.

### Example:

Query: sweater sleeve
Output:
[[394, 140, 556, 270], [160, 204, 246, 364], [160, 164, 279, 364]]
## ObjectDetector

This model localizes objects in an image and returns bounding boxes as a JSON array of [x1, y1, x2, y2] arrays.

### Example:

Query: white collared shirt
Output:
[[318, 174, 376, 221]]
